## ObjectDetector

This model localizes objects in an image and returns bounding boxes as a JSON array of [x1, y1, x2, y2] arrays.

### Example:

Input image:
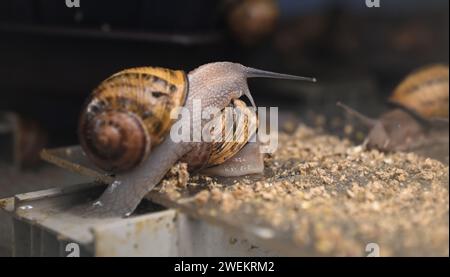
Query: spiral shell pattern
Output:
[[79, 67, 187, 172]]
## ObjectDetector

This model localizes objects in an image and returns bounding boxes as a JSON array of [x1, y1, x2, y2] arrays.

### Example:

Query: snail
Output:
[[338, 64, 449, 152], [79, 62, 316, 217]]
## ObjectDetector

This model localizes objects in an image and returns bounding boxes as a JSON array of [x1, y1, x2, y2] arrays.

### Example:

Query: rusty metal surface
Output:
[[92, 209, 179, 256], [0, 147, 282, 256], [0, 183, 279, 256], [40, 147, 114, 184], [39, 146, 302, 255]]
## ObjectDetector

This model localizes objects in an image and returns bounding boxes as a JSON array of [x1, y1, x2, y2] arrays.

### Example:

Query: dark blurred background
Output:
[[0, 0, 448, 167], [0, 0, 448, 257]]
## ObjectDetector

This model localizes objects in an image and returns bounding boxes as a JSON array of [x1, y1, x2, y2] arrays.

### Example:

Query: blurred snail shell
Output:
[[79, 67, 257, 173], [389, 64, 449, 119], [226, 0, 279, 45]]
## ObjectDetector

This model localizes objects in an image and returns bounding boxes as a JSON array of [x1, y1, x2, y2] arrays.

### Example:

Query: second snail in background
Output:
[[338, 64, 449, 152]]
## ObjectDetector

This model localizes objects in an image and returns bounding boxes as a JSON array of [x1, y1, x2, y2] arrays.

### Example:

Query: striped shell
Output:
[[208, 99, 258, 166], [180, 99, 258, 171], [79, 67, 187, 172], [389, 64, 449, 119]]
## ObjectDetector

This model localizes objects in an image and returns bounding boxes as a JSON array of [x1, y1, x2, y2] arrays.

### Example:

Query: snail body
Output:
[[79, 62, 315, 217], [338, 64, 449, 152]]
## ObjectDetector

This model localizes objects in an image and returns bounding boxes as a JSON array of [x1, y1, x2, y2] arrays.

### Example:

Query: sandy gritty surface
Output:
[[1, 123, 448, 256], [151, 125, 449, 256]]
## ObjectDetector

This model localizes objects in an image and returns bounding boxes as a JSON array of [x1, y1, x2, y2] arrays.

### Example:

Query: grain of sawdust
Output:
[[156, 125, 449, 256], [157, 163, 189, 201]]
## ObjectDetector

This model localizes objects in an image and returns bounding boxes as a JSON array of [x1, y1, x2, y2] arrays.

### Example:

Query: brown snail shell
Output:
[[208, 98, 258, 166], [79, 67, 188, 172], [180, 98, 258, 171], [389, 64, 449, 119]]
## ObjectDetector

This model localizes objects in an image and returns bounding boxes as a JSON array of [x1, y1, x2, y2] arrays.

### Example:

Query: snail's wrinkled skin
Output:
[[85, 62, 315, 217]]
